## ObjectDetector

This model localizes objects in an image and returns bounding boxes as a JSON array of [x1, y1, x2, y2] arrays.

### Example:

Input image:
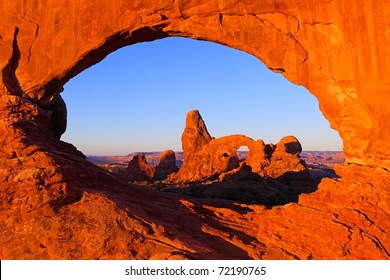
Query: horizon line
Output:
[[86, 150, 344, 157]]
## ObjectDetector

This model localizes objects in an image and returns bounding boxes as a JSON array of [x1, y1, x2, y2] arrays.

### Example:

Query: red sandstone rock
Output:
[[276, 136, 302, 155], [259, 136, 309, 180], [127, 153, 155, 182], [181, 110, 213, 157], [0, 95, 388, 259], [246, 139, 267, 173], [175, 110, 253, 181], [155, 150, 178, 179], [0, 0, 389, 260]]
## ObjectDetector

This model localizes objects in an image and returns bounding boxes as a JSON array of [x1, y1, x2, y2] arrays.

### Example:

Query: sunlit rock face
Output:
[[0, 1, 389, 259]]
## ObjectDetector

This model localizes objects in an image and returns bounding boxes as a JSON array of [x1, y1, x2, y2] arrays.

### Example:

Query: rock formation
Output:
[[172, 111, 309, 182], [127, 153, 155, 181], [155, 150, 178, 180], [43, 94, 67, 139], [1, 0, 388, 168], [181, 110, 213, 157], [259, 136, 307, 177], [0, 0, 389, 260]]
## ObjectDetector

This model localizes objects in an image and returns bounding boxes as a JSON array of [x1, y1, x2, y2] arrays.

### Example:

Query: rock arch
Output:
[[1, 0, 389, 169], [0, 1, 389, 259], [172, 110, 309, 182]]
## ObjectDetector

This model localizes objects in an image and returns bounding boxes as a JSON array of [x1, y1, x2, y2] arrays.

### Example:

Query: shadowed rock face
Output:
[[42, 94, 67, 139], [172, 111, 309, 182], [0, 1, 389, 260]]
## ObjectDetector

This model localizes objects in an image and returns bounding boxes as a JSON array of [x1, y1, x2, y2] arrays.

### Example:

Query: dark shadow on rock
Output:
[[162, 169, 319, 207], [307, 166, 341, 179]]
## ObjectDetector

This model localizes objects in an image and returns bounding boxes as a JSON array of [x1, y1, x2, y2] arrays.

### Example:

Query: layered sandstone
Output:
[[0, 0, 389, 260], [172, 110, 309, 182]]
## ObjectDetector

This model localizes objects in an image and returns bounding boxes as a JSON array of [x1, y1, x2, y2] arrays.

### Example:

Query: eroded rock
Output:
[[182, 110, 213, 157], [127, 153, 155, 181], [155, 150, 179, 180], [259, 136, 309, 180], [172, 110, 309, 183], [1, 1, 388, 166]]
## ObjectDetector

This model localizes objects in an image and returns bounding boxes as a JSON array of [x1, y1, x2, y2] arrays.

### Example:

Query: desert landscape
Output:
[[0, 0, 389, 260], [89, 149, 344, 180], [89, 110, 344, 206], [90, 151, 344, 206]]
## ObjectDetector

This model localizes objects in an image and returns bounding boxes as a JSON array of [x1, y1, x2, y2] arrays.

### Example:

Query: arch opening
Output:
[[60, 37, 342, 206], [61, 37, 342, 156], [237, 146, 249, 161]]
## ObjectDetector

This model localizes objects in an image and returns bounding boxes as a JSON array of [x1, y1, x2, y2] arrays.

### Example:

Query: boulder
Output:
[[276, 136, 302, 155]]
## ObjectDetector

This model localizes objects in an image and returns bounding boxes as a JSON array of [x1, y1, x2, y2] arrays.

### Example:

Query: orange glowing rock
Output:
[[0, 0, 389, 260]]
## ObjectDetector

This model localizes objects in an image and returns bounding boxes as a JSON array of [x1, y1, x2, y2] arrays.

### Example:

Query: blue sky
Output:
[[61, 37, 342, 156]]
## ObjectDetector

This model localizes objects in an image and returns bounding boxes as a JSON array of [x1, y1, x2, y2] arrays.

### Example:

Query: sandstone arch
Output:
[[1, 0, 389, 169], [0, 1, 389, 259], [176, 133, 257, 182], [173, 110, 309, 182]]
